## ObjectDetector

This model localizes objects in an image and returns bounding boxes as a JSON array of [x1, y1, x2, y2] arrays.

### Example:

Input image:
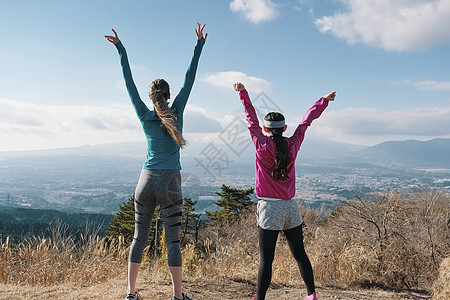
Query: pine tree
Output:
[[105, 196, 162, 250], [206, 184, 254, 226], [181, 197, 200, 245], [105, 196, 135, 244]]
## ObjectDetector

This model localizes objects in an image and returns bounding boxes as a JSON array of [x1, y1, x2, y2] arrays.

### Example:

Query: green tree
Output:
[[105, 196, 135, 244], [206, 184, 254, 226], [181, 197, 200, 245], [105, 196, 162, 250]]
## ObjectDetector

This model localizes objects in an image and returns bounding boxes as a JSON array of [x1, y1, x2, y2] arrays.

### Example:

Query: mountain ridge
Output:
[[1, 137, 449, 169], [346, 138, 450, 168]]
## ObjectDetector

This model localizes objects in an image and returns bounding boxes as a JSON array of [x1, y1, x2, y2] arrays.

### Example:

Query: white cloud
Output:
[[315, 0, 450, 52], [391, 79, 412, 86], [203, 71, 273, 93], [414, 81, 450, 91], [230, 0, 279, 24], [2, 96, 449, 151], [0, 98, 142, 151], [311, 104, 450, 145], [184, 105, 223, 133], [184, 99, 450, 147], [391, 79, 450, 91], [0, 98, 231, 152]]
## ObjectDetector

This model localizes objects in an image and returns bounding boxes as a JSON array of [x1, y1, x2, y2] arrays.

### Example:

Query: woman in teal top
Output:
[[105, 23, 207, 300]]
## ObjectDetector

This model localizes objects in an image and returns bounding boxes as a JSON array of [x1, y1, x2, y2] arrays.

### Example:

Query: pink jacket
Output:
[[239, 89, 329, 200]]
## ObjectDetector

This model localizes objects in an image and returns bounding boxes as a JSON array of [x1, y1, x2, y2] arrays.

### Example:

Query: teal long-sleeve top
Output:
[[114, 38, 205, 170]]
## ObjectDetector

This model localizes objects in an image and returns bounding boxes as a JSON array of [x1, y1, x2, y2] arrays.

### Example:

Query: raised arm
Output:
[[171, 23, 207, 113], [234, 82, 265, 147], [290, 91, 336, 151], [105, 29, 148, 120]]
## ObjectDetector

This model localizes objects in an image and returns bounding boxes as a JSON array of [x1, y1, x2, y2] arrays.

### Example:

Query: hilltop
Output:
[[0, 190, 447, 300], [0, 276, 422, 299]]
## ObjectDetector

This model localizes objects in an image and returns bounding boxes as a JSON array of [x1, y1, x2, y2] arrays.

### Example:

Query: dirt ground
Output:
[[0, 276, 425, 300]]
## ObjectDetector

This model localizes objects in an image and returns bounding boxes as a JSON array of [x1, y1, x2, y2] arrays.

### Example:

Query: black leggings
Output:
[[256, 225, 315, 300]]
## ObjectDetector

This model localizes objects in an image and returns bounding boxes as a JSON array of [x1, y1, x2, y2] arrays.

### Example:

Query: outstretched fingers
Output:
[[195, 22, 207, 40], [104, 28, 120, 45], [111, 28, 118, 38]]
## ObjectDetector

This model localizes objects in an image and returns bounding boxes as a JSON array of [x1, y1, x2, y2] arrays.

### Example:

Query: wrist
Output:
[[197, 37, 205, 45]]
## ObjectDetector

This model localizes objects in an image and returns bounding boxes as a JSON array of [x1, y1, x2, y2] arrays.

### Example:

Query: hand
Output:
[[233, 82, 245, 92], [195, 22, 208, 40], [105, 28, 120, 45], [324, 91, 336, 101]]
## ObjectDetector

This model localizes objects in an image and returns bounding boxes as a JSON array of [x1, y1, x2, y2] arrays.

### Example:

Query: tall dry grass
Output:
[[432, 257, 450, 300], [309, 189, 449, 290], [143, 229, 203, 279], [196, 189, 449, 295], [0, 224, 129, 286], [196, 210, 259, 281], [0, 224, 206, 287]]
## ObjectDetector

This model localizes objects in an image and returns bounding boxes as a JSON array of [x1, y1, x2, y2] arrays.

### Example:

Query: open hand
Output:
[[195, 23, 208, 40], [324, 91, 336, 101], [233, 82, 245, 92], [105, 28, 120, 45]]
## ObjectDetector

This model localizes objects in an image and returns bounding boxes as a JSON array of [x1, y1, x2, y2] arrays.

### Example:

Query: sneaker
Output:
[[173, 293, 193, 300], [304, 292, 317, 300], [125, 292, 142, 300]]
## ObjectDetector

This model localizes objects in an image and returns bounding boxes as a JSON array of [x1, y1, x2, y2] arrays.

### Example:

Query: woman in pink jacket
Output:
[[233, 82, 335, 300]]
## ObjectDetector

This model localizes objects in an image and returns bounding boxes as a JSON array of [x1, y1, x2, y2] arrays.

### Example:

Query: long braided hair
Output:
[[149, 79, 187, 148], [264, 112, 290, 181]]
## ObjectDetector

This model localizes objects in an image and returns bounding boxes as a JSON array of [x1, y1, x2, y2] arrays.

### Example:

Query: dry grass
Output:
[[196, 207, 259, 281], [309, 189, 449, 291], [432, 257, 450, 299], [196, 189, 449, 294], [0, 225, 128, 286], [1, 189, 448, 298]]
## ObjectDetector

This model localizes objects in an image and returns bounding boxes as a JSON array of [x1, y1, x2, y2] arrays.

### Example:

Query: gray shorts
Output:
[[256, 198, 303, 231]]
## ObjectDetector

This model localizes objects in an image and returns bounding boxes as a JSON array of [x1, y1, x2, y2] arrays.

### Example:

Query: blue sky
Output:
[[1, 0, 450, 152]]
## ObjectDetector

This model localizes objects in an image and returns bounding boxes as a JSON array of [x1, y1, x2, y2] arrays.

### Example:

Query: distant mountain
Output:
[[1, 138, 448, 170], [297, 138, 366, 160], [345, 138, 450, 168], [0, 138, 365, 176]]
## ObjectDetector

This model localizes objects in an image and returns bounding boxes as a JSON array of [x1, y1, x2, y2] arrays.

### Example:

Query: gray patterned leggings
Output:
[[129, 169, 183, 266]]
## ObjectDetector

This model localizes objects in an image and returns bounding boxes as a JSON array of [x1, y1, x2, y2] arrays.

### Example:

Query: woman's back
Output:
[[113, 36, 205, 170], [237, 87, 332, 200], [253, 135, 299, 199]]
